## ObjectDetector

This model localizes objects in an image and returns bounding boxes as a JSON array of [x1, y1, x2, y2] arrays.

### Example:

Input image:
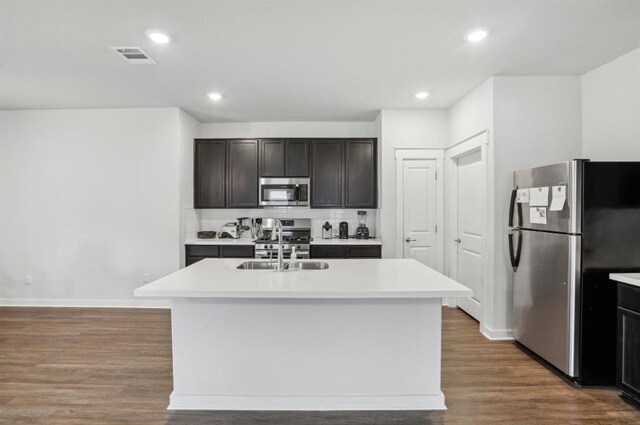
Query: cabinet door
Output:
[[186, 245, 220, 257], [227, 140, 259, 207], [260, 140, 285, 177], [310, 140, 343, 208], [344, 139, 377, 208], [346, 245, 381, 258], [310, 245, 345, 258], [194, 140, 226, 208], [618, 306, 640, 400], [220, 245, 255, 258], [285, 141, 309, 177], [186, 256, 209, 266]]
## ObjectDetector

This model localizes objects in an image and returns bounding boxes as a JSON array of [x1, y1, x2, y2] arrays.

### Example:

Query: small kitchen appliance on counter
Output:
[[219, 217, 251, 239], [197, 231, 217, 239], [356, 210, 369, 239], [322, 221, 333, 239], [219, 222, 239, 239], [339, 222, 348, 239]]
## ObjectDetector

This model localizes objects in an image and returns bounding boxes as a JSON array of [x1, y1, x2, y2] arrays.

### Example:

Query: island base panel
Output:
[[169, 297, 445, 411]]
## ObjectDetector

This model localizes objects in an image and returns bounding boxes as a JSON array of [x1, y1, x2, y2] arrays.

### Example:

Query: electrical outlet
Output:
[[25, 275, 32, 285], [143, 273, 150, 283]]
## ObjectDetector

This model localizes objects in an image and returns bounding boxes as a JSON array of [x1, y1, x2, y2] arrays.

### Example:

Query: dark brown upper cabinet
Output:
[[310, 139, 377, 209], [310, 140, 343, 208], [194, 140, 226, 208], [194, 139, 258, 209], [344, 139, 377, 208], [226, 140, 259, 207], [285, 141, 309, 177], [195, 138, 375, 209], [259, 140, 309, 177], [260, 140, 285, 177]]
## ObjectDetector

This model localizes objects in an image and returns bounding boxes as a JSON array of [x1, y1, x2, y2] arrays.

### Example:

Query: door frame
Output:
[[394, 149, 444, 273], [445, 131, 491, 314]]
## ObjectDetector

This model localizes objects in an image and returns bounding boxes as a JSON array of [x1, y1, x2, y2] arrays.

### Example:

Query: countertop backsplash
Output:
[[184, 207, 378, 241]]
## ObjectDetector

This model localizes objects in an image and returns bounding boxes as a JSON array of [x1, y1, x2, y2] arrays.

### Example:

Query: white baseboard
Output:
[[168, 391, 447, 411], [0, 298, 170, 309], [480, 324, 514, 341]]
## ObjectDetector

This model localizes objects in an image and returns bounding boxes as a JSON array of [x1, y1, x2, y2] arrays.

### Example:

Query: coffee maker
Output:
[[339, 222, 349, 239], [355, 210, 369, 239]]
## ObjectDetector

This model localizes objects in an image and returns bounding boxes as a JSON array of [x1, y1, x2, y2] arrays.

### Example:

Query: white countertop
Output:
[[185, 238, 255, 246], [185, 238, 382, 246], [135, 258, 471, 299], [610, 273, 640, 289], [310, 238, 381, 245]]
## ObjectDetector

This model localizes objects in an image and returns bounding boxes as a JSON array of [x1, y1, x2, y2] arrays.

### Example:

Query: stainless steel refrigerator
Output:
[[509, 160, 640, 385]]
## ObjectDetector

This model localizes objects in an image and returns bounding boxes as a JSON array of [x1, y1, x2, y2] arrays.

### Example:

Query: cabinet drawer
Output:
[[186, 245, 220, 257], [346, 245, 381, 258], [186, 256, 208, 266], [220, 245, 255, 258], [310, 245, 345, 259], [619, 283, 640, 312]]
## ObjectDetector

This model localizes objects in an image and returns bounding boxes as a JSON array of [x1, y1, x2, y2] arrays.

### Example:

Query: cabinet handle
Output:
[[405, 237, 416, 243], [454, 238, 461, 243]]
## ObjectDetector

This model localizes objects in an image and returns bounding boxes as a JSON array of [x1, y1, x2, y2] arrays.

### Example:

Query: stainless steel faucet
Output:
[[271, 219, 284, 271]]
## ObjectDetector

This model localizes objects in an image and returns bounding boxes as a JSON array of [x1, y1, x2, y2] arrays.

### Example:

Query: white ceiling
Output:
[[1, 0, 640, 122]]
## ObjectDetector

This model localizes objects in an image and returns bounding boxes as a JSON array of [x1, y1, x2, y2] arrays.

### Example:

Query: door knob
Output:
[[454, 238, 461, 243], [405, 237, 416, 242]]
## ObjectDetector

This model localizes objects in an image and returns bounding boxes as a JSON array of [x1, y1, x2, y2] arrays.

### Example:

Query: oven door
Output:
[[255, 249, 310, 259]]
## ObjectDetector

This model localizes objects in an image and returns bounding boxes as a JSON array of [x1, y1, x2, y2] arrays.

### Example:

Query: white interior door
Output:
[[401, 159, 437, 268], [455, 150, 484, 320]]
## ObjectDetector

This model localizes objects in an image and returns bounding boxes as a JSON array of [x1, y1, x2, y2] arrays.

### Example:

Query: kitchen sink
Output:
[[236, 261, 329, 271], [236, 261, 279, 270], [293, 261, 329, 270]]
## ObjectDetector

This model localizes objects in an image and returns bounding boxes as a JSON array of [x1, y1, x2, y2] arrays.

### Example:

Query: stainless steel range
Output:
[[254, 218, 311, 259]]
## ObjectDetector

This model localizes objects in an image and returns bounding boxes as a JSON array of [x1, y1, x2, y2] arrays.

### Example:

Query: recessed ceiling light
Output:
[[465, 28, 489, 42], [207, 92, 223, 101], [146, 30, 171, 44], [415, 91, 429, 100]]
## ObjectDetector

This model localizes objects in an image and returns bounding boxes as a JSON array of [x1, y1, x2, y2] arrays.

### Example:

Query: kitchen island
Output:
[[134, 258, 471, 411]]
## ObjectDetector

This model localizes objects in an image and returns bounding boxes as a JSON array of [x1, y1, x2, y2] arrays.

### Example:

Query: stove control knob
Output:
[[263, 244, 268, 249], [269, 245, 273, 249]]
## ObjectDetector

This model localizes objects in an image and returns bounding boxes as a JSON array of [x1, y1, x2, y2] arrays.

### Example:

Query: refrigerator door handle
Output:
[[509, 188, 523, 271]]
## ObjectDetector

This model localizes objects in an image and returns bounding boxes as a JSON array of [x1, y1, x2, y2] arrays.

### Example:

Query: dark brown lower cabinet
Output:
[[220, 245, 255, 258], [185, 244, 254, 266], [616, 283, 640, 407], [617, 282, 640, 408], [310, 245, 381, 259]]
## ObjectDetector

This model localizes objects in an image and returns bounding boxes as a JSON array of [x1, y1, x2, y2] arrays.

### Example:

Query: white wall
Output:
[[448, 79, 494, 146], [178, 110, 202, 267], [0, 108, 184, 307], [446, 76, 582, 339], [445, 79, 494, 314], [582, 47, 640, 160], [377, 109, 449, 258], [490, 76, 582, 335], [200, 121, 375, 138]]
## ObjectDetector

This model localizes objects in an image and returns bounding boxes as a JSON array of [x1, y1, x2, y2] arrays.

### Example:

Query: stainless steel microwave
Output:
[[259, 178, 310, 206]]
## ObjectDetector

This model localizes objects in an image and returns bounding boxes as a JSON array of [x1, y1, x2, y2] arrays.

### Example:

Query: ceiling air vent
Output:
[[111, 47, 156, 64]]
